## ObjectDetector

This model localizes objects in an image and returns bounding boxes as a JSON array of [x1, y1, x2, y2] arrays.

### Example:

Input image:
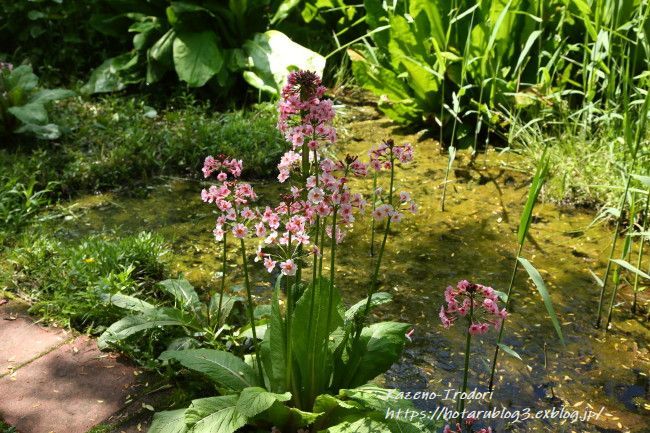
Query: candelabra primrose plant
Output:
[[149, 71, 437, 433]]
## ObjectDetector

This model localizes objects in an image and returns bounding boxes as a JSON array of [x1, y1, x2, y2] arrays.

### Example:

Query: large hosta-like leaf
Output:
[[159, 349, 260, 391], [339, 322, 410, 389], [148, 409, 188, 433], [159, 278, 202, 312], [173, 30, 224, 87], [235, 386, 291, 418], [243, 30, 325, 95], [185, 395, 246, 433]]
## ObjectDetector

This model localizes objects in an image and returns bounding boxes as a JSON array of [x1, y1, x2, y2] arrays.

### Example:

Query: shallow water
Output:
[[50, 108, 649, 432]]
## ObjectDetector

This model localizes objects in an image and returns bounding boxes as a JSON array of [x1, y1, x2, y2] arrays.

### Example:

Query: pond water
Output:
[[50, 108, 649, 432]]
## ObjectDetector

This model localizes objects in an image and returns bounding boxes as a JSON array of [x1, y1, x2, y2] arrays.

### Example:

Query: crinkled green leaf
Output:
[[185, 395, 246, 433], [160, 349, 260, 391], [235, 386, 291, 418]]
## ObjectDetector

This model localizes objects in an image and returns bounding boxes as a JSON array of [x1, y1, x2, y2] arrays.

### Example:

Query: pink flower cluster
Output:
[[276, 70, 337, 183], [371, 190, 417, 223], [369, 139, 414, 171], [202, 155, 243, 180], [201, 156, 258, 241], [439, 280, 507, 335]]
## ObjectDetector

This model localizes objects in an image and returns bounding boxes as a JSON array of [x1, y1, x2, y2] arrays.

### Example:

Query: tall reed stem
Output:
[[632, 190, 650, 313], [595, 176, 630, 328]]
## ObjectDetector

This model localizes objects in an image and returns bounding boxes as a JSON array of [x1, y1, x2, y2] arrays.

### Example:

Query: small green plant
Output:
[[99, 278, 245, 355], [488, 150, 565, 391], [0, 63, 74, 140], [6, 232, 168, 330], [0, 176, 54, 243]]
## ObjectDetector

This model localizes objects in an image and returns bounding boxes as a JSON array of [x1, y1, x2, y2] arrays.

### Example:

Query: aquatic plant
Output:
[[440, 280, 506, 422], [487, 149, 565, 391], [149, 71, 435, 433]]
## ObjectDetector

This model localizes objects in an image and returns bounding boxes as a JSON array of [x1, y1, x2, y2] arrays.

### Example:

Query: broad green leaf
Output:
[[82, 53, 140, 94], [345, 292, 392, 322], [173, 31, 223, 87], [292, 277, 343, 399], [243, 30, 326, 95], [150, 29, 175, 64], [497, 343, 522, 360], [97, 311, 185, 349], [5, 65, 39, 92], [209, 293, 243, 326], [235, 386, 291, 418], [159, 349, 260, 391], [159, 278, 201, 312], [148, 409, 188, 433], [185, 395, 246, 433], [28, 89, 75, 105], [517, 257, 565, 345], [339, 322, 410, 389], [611, 259, 650, 280], [101, 292, 155, 313], [261, 276, 285, 392], [8, 103, 48, 126]]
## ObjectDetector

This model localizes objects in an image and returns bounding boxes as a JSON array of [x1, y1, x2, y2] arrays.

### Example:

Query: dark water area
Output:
[[47, 109, 649, 432]]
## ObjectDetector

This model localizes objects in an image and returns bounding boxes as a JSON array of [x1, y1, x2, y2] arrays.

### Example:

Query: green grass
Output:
[[0, 95, 284, 242], [2, 231, 169, 331], [509, 117, 650, 209]]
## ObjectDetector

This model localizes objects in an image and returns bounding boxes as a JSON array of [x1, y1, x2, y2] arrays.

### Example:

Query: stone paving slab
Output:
[[0, 301, 70, 376], [0, 335, 140, 433]]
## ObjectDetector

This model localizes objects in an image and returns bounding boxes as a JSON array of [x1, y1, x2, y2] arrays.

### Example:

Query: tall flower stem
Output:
[[213, 232, 228, 336], [239, 237, 265, 383], [325, 208, 340, 330], [488, 242, 523, 391], [285, 229, 294, 394], [370, 171, 378, 256], [360, 154, 395, 323], [457, 298, 474, 423]]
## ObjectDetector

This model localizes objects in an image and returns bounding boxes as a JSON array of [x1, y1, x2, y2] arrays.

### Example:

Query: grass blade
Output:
[[518, 150, 549, 246], [497, 343, 522, 361], [517, 257, 565, 345], [610, 258, 650, 280]]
